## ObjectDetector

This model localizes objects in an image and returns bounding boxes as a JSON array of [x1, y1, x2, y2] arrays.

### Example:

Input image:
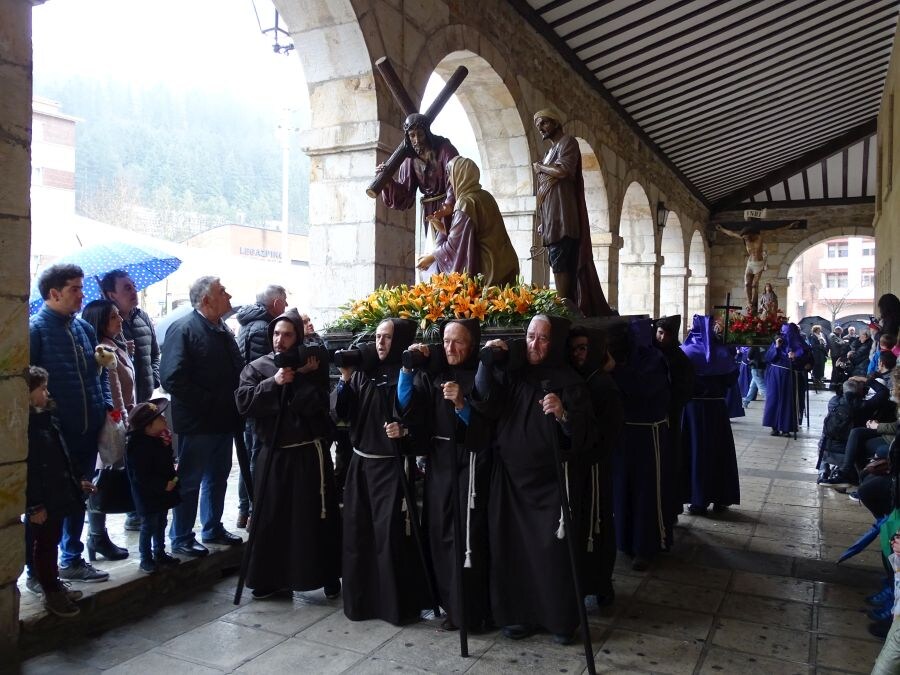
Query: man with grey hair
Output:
[[160, 276, 245, 557], [233, 284, 288, 527]]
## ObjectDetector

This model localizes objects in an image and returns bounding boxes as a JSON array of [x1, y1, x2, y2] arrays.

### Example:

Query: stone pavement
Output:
[[14, 391, 890, 674]]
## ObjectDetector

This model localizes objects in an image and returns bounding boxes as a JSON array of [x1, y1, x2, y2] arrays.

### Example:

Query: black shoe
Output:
[[821, 471, 852, 489], [323, 580, 341, 599], [201, 530, 243, 546], [441, 617, 458, 631], [172, 541, 209, 558], [86, 532, 129, 561], [687, 505, 707, 516], [632, 556, 650, 571], [770, 429, 781, 436], [139, 559, 157, 575], [252, 588, 280, 600], [501, 624, 537, 640], [553, 631, 576, 645], [870, 618, 892, 639], [154, 552, 181, 567], [712, 504, 729, 513]]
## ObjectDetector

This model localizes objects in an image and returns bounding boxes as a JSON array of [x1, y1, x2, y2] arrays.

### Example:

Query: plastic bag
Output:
[[97, 410, 126, 466]]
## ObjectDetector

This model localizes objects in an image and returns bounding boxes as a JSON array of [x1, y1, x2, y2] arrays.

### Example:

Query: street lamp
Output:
[[251, 0, 294, 55], [656, 202, 669, 229]]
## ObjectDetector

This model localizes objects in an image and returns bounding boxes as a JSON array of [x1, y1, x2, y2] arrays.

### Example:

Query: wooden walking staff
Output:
[[366, 57, 468, 198]]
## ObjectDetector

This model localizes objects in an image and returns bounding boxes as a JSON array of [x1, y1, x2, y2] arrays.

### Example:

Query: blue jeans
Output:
[[743, 366, 767, 405], [237, 421, 260, 516], [169, 433, 233, 547], [60, 428, 105, 567], [140, 512, 167, 560]]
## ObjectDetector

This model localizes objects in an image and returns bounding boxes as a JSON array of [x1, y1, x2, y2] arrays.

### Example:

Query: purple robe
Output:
[[762, 324, 811, 434], [381, 139, 458, 235]]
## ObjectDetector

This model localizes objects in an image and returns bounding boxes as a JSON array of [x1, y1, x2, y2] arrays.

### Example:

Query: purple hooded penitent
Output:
[[681, 315, 737, 376]]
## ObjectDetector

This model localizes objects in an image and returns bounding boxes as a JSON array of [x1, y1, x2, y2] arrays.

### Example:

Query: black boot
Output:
[[87, 530, 129, 561]]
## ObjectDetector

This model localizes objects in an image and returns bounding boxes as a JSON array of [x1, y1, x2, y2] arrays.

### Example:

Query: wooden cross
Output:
[[366, 57, 469, 198], [713, 293, 744, 344]]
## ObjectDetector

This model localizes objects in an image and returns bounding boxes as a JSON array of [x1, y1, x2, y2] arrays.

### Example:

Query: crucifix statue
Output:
[[366, 57, 468, 247], [715, 220, 802, 316]]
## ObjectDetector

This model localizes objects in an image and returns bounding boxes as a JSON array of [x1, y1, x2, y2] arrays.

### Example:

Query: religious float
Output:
[[324, 272, 571, 349]]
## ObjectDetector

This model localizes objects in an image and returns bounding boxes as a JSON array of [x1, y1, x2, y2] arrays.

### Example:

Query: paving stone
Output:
[[347, 655, 440, 674], [718, 592, 813, 630], [58, 625, 161, 669], [594, 629, 703, 674], [370, 626, 492, 673], [157, 619, 286, 671], [120, 589, 243, 643], [747, 536, 821, 559], [815, 634, 884, 673], [816, 605, 884, 642], [221, 594, 340, 636], [234, 636, 363, 673], [815, 582, 873, 610], [633, 578, 724, 614], [711, 617, 810, 662], [649, 561, 732, 590], [614, 601, 713, 642], [103, 650, 223, 675], [753, 524, 820, 546], [297, 610, 404, 654], [698, 644, 810, 675], [729, 571, 816, 603], [19, 652, 103, 675]]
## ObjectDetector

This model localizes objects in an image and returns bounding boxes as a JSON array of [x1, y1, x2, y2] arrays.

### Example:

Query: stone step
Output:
[[18, 544, 244, 657]]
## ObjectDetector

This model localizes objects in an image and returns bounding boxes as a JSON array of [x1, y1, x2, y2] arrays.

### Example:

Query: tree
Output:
[[821, 287, 855, 325]]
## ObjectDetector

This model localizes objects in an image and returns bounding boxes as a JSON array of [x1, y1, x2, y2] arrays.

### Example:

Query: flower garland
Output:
[[722, 309, 788, 344], [327, 272, 571, 337]]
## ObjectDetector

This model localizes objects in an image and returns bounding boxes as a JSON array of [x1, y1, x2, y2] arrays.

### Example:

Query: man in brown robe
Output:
[[533, 108, 611, 316]]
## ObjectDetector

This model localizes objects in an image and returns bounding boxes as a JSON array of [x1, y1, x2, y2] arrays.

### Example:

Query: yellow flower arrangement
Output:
[[327, 272, 571, 337]]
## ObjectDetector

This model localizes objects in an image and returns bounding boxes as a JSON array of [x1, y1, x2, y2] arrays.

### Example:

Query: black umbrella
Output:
[[797, 316, 831, 335]]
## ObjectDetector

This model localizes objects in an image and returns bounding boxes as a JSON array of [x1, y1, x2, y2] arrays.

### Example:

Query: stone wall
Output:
[[874, 25, 900, 299], [708, 204, 876, 314], [0, 0, 32, 657]]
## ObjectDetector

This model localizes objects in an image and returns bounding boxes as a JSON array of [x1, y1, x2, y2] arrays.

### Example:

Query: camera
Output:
[[401, 343, 444, 372], [274, 343, 328, 370], [333, 343, 379, 372], [478, 338, 526, 370]]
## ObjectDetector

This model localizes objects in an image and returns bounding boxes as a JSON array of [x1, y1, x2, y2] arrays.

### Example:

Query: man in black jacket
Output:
[[101, 270, 161, 403], [160, 276, 245, 557], [234, 285, 287, 528], [101, 269, 162, 531]]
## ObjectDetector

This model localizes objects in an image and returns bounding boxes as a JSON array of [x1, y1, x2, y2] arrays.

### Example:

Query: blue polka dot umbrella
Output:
[[29, 241, 182, 316]]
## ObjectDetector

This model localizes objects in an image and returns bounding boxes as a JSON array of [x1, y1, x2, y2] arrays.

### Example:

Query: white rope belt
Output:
[[625, 417, 668, 548], [281, 438, 327, 519], [556, 461, 570, 540], [353, 447, 412, 536], [465, 450, 476, 569], [587, 464, 602, 553]]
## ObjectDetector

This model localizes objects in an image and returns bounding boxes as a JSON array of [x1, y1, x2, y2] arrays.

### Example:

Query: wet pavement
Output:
[[15, 390, 887, 673]]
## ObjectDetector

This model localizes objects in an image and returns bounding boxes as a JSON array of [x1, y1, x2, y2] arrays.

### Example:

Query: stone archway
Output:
[[617, 181, 658, 315], [659, 213, 688, 321], [687, 228, 710, 320], [571, 134, 614, 292]]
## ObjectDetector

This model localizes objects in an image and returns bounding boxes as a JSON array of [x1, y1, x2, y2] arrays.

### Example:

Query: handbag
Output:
[[88, 466, 135, 514], [97, 411, 126, 466]]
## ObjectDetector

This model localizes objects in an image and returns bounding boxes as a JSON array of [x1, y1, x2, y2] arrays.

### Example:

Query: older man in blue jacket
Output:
[[161, 276, 245, 557], [30, 264, 114, 583]]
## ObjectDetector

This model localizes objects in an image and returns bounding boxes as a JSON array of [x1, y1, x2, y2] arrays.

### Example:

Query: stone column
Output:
[[618, 253, 660, 316], [495, 195, 538, 285], [591, 231, 620, 304], [688, 275, 710, 318], [0, 0, 32, 657], [301, 123, 415, 323], [660, 266, 690, 320]]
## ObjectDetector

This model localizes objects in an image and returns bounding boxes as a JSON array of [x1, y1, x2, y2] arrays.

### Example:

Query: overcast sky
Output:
[[31, 0, 479, 159]]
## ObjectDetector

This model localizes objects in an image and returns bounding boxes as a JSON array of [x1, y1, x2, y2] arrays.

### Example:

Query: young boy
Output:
[[25, 366, 91, 617], [125, 399, 181, 574]]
